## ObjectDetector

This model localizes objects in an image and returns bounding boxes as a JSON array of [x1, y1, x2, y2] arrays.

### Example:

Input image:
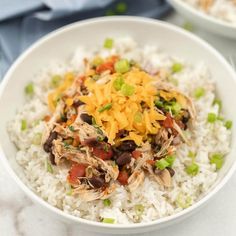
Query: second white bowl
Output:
[[167, 0, 236, 39]]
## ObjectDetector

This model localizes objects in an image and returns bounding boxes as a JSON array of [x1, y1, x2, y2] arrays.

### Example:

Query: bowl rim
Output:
[[168, 0, 236, 29], [0, 15, 236, 229]]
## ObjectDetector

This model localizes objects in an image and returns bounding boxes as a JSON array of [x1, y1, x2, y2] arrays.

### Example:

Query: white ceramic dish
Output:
[[0, 16, 236, 234], [167, 0, 236, 39]]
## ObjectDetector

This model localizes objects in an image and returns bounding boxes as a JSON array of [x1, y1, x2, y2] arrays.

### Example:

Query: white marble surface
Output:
[[1, 12, 236, 236]]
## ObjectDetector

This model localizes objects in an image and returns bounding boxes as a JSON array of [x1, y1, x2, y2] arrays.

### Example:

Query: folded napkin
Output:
[[0, 0, 171, 78]]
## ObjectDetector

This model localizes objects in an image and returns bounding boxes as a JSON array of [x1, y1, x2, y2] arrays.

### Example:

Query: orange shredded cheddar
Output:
[[79, 68, 166, 145]]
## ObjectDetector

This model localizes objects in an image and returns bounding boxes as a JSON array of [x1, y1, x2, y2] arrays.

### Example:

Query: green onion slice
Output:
[[51, 75, 62, 88], [21, 119, 27, 131], [185, 163, 199, 176], [104, 38, 114, 49], [171, 63, 183, 73], [103, 199, 111, 207], [114, 59, 130, 73], [194, 87, 205, 99], [121, 83, 135, 96], [210, 153, 224, 170], [46, 160, 53, 173], [25, 82, 34, 95], [165, 155, 175, 167], [102, 218, 115, 224], [98, 103, 112, 113], [113, 76, 124, 91], [155, 159, 169, 170], [207, 113, 217, 123], [225, 120, 232, 130]]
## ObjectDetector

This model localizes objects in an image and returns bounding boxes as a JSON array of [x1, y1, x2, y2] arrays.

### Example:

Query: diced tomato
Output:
[[96, 61, 115, 74], [117, 170, 129, 185], [132, 150, 142, 159], [162, 113, 174, 128], [146, 160, 155, 166], [67, 163, 87, 185], [92, 143, 113, 160]]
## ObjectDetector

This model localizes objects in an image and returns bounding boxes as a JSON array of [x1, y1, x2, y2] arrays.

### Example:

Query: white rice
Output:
[[8, 37, 231, 224], [181, 0, 236, 25]]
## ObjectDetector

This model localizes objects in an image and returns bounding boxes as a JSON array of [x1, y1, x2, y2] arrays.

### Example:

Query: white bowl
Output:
[[167, 0, 236, 39], [0, 16, 236, 234]]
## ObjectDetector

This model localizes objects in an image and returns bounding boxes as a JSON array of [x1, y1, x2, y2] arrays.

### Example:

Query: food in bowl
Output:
[[181, 0, 236, 25], [8, 37, 232, 224]]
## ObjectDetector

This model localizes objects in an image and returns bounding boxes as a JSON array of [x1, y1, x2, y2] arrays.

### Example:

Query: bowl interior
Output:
[[0, 16, 236, 228]]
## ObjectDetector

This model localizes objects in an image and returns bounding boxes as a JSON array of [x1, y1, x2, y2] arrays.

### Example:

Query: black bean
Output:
[[116, 130, 128, 138], [117, 140, 137, 152], [80, 113, 93, 125], [116, 152, 131, 166], [182, 110, 190, 124], [73, 100, 85, 107], [43, 143, 51, 153], [84, 138, 99, 147], [43, 131, 57, 153], [49, 152, 56, 165], [167, 167, 175, 177], [88, 176, 105, 188], [81, 85, 89, 95], [112, 146, 122, 157]]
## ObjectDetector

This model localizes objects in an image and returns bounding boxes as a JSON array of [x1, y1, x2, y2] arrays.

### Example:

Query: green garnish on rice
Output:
[[210, 153, 224, 170], [51, 75, 62, 88], [194, 87, 205, 99], [102, 218, 115, 224], [225, 120, 232, 129], [185, 163, 199, 176], [104, 38, 114, 49], [25, 82, 34, 95], [213, 98, 222, 111], [207, 113, 217, 123], [176, 193, 192, 209], [171, 62, 183, 73], [103, 199, 111, 207], [46, 160, 53, 173], [21, 119, 27, 131]]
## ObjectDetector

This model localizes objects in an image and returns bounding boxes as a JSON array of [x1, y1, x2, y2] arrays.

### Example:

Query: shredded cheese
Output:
[[79, 68, 166, 145], [48, 72, 75, 112]]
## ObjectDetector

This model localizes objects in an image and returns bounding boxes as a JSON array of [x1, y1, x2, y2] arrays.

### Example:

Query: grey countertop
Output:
[[1, 12, 236, 236]]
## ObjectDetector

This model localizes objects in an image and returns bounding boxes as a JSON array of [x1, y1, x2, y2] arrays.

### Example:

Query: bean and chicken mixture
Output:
[[42, 42, 195, 202]]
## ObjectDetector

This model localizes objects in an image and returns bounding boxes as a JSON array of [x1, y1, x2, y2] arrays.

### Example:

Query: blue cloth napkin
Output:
[[0, 0, 171, 78]]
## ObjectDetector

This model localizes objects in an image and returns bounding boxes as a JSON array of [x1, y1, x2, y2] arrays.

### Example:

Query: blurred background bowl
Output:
[[167, 0, 236, 39]]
